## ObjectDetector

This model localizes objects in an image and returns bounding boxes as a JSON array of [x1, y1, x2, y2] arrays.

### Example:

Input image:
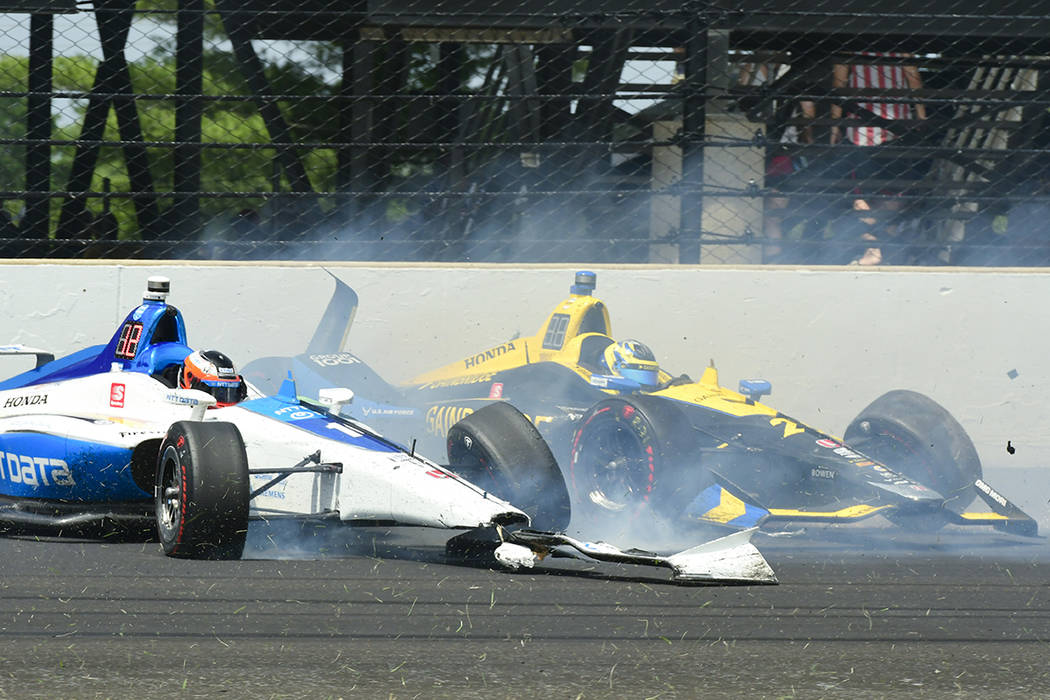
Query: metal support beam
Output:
[[219, 0, 319, 238], [679, 6, 708, 264], [55, 3, 126, 240], [438, 42, 468, 244], [109, 10, 160, 243], [58, 0, 159, 243], [339, 38, 375, 226], [371, 36, 408, 193], [503, 44, 541, 143], [574, 29, 632, 143], [23, 12, 52, 243], [535, 43, 574, 139], [172, 0, 204, 241]]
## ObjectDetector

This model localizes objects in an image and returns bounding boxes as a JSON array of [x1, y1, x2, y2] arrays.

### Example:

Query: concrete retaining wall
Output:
[[3, 262, 1048, 470]]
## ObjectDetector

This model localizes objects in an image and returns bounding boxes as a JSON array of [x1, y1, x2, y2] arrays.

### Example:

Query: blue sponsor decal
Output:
[[683, 483, 769, 528], [354, 399, 417, 421], [239, 397, 399, 453], [0, 433, 149, 501]]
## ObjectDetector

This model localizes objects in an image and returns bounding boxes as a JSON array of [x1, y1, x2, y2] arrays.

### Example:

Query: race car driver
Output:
[[601, 339, 661, 389], [179, 349, 248, 407]]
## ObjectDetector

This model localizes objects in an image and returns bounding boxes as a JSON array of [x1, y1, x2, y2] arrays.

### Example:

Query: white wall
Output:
[[4, 262, 1049, 470]]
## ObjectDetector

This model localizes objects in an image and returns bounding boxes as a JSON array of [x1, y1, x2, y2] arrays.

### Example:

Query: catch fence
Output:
[[1, 1, 1050, 265]]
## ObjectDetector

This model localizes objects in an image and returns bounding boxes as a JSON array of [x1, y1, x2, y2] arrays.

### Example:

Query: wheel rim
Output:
[[156, 445, 182, 539], [574, 415, 654, 511]]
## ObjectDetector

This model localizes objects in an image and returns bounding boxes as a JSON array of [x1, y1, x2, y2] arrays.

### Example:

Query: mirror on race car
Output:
[[739, 379, 772, 400], [317, 387, 355, 414]]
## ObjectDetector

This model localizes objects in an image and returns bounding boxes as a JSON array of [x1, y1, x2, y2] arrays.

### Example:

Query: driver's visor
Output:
[[201, 378, 243, 405]]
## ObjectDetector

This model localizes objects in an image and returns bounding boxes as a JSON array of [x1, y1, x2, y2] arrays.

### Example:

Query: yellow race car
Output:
[[245, 272, 1037, 537]]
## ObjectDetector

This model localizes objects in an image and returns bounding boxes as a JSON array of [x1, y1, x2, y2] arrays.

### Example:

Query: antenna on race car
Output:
[[144, 276, 170, 302]]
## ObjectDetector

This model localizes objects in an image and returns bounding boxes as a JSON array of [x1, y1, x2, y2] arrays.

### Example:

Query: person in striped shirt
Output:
[[831, 53, 927, 265]]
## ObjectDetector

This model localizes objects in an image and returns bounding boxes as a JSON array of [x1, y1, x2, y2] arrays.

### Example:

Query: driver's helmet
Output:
[[601, 339, 660, 388], [179, 349, 247, 407]]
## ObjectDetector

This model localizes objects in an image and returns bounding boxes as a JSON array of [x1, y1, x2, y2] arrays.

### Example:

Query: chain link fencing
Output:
[[0, 2, 1048, 264]]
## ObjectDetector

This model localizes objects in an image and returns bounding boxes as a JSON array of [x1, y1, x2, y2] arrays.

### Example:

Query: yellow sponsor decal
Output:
[[425, 405, 474, 437], [700, 488, 747, 523], [958, 512, 1009, 521], [510, 411, 555, 430], [531, 415, 555, 428], [767, 504, 889, 520], [416, 373, 495, 390], [770, 417, 805, 439]]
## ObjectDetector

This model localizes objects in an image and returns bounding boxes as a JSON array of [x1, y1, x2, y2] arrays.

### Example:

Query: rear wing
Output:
[[305, 272, 359, 355], [0, 344, 55, 368]]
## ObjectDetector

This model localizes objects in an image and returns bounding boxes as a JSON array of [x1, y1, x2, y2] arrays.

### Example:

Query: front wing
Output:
[[684, 479, 1038, 537], [501, 526, 777, 585]]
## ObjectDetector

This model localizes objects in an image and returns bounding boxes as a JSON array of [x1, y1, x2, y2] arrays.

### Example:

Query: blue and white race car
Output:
[[0, 277, 776, 584]]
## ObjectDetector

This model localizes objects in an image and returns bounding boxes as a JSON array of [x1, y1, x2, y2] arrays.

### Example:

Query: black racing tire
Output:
[[154, 421, 250, 560], [568, 395, 697, 520], [446, 401, 571, 532], [844, 390, 982, 530], [844, 390, 982, 497]]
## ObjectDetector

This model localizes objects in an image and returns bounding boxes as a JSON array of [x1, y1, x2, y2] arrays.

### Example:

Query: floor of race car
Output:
[[0, 467, 1047, 698]]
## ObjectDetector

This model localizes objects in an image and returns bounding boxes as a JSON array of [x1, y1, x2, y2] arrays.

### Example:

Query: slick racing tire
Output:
[[844, 390, 982, 529], [155, 421, 251, 560], [447, 401, 571, 532], [568, 395, 696, 520]]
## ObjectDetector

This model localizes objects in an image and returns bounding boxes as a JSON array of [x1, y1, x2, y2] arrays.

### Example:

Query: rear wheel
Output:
[[844, 390, 982, 530], [568, 395, 697, 520], [447, 401, 570, 532], [155, 421, 250, 559]]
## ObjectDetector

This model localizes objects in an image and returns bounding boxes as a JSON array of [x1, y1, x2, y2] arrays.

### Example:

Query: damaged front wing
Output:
[[492, 526, 777, 585]]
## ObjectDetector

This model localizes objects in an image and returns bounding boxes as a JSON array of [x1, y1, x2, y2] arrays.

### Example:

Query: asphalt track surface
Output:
[[1, 508, 1049, 700]]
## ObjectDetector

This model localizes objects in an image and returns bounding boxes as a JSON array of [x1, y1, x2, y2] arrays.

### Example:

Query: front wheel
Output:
[[844, 389, 982, 530], [447, 401, 570, 532], [155, 421, 250, 559]]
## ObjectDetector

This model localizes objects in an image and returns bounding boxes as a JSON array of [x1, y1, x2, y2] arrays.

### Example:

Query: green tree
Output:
[[2, 4, 514, 243]]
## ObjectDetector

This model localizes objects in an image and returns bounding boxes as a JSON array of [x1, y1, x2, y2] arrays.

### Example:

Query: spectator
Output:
[[831, 52, 927, 265]]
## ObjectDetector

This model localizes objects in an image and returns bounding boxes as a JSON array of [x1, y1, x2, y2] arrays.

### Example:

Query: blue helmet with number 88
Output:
[[601, 339, 660, 388]]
